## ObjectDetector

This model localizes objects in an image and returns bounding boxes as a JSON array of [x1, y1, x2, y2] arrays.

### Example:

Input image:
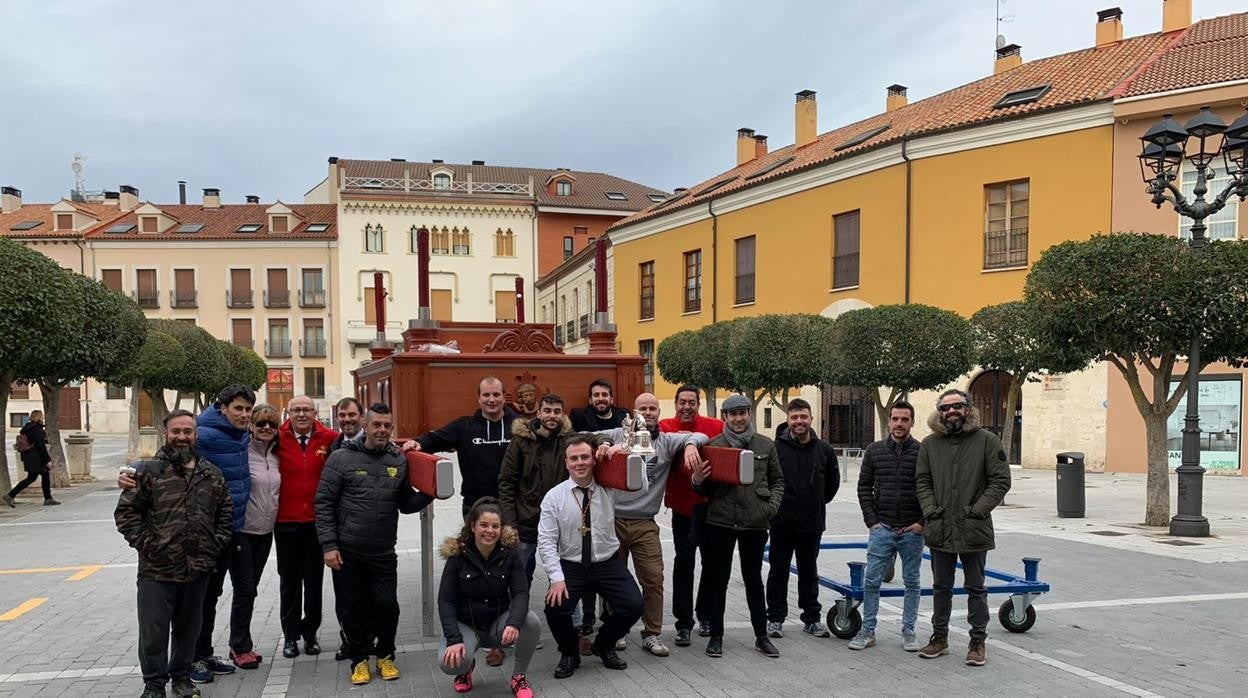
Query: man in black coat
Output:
[[4, 409, 58, 506], [316, 403, 433, 686], [568, 379, 630, 432], [764, 398, 838, 640]]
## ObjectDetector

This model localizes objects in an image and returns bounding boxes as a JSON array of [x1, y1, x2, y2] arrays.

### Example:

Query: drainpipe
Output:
[[901, 136, 913, 304], [709, 199, 718, 323]]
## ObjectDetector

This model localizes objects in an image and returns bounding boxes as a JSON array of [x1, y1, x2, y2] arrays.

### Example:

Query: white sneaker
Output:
[[614, 637, 627, 651], [766, 621, 784, 638], [642, 636, 670, 657], [847, 631, 875, 650], [902, 632, 920, 652]]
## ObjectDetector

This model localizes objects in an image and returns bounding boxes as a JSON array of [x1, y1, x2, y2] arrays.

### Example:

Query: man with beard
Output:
[[330, 397, 363, 453], [569, 379, 630, 432], [658, 385, 723, 646], [592, 393, 707, 657], [316, 403, 434, 686], [116, 410, 233, 698], [915, 389, 1011, 667], [410, 376, 519, 520]]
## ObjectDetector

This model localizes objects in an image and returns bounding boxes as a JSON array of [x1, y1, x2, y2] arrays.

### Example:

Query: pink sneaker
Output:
[[229, 649, 262, 669], [510, 673, 533, 698], [453, 663, 474, 693]]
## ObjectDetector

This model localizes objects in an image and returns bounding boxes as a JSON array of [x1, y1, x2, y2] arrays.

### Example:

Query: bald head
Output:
[[288, 395, 316, 434], [634, 392, 660, 428]]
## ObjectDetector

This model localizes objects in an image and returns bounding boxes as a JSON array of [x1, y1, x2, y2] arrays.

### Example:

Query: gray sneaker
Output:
[[902, 631, 921, 652], [846, 631, 876, 650], [766, 621, 784, 638], [802, 622, 831, 638]]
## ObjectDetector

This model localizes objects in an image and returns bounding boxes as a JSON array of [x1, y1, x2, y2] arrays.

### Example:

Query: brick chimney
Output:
[[795, 90, 817, 149], [736, 128, 756, 166], [886, 84, 908, 112], [102, 191, 120, 206], [203, 188, 221, 209], [1, 186, 20, 213], [1096, 8, 1124, 46], [994, 44, 1022, 74], [1162, 0, 1191, 32], [753, 134, 769, 159], [119, 185, 139, 211]]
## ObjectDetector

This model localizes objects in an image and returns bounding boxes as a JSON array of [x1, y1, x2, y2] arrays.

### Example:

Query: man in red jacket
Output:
[[658, 385, 723, 647], [275, 395, 340, 659]]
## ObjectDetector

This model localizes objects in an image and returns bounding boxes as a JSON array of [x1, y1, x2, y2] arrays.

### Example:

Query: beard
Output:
[[941, 416, 965, 434], [160, 442, 199, 467]]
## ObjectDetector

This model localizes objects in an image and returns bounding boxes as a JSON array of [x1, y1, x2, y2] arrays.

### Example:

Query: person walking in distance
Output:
[[115, 410, 232, 698], [764, 398, 839, 640], [915, 390, 1011, 666], [4, 409, 58, 507], [658, 385, 723, 646], [692, 394, 784, 659], [316, 403, 433, 686], [437, 498, 541, 697], [849, 400, 924, 652]]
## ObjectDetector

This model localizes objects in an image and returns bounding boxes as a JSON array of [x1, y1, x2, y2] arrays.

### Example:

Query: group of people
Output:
[[112, 374, 1010, 698]]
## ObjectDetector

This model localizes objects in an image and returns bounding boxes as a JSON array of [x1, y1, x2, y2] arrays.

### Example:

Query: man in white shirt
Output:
[[538, 437, 643, 680]]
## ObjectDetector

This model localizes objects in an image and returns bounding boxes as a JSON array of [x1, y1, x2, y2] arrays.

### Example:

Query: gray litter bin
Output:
[[1056, 452, 1085, 518]]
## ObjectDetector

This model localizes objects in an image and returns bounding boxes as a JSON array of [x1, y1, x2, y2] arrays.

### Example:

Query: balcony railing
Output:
[[227, 289, 254, 308], [343, 175, 533, 196], [265, 288, 291, 308], [171, 290, 198, 309], [300, 288, 326, 308], [983, 227, 1029, 270], [300, 338, 327, 357], [132, 290, 159, 309], [265, 338, 292, 358], [832, 253, 860, 289], [554, 325, 564, 346], [232, 339, 254, 349], [565, 320, 577, 342]]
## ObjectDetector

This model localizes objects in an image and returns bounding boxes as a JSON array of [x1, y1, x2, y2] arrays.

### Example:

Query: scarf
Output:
[[722, 422, 755, 449]]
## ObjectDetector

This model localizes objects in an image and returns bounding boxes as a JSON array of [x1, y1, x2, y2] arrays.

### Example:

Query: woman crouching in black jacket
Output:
[[438, 497, 540, 696]]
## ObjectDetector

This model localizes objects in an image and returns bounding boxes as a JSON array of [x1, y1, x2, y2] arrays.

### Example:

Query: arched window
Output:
[[365, 223, 384, 253], [494, 228, 515, 257], [432, 226, 450, 254], [433, 173, 451, 190], [453, 227, 471, 255]]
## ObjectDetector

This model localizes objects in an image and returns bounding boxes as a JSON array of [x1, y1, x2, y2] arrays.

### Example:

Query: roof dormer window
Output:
[[56, 213, 74, 231], [140, 216, 158, 233], [556, 180, 572, 196], [272, 215, 288, 233], [433, 173, 452, 190]]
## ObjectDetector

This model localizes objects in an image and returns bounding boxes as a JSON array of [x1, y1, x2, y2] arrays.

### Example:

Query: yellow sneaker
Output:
[[351, 660, 371, 685], [377, 655, 400, 681]]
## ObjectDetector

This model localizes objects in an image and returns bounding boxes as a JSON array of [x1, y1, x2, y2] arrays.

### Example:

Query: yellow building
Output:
[[606, 4, 1246, 471]]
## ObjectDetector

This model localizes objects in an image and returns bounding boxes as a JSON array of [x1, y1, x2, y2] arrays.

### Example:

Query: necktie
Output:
[[577, 486, 592, 566], [298, 434, 309, 452]]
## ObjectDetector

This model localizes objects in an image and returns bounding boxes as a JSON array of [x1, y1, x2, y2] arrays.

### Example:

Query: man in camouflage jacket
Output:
[[116, 410, 233, 698]]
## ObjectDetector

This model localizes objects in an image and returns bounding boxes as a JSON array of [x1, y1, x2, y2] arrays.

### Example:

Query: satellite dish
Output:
[[71, 161, 82, 174], [995, 34, 1007, 50]]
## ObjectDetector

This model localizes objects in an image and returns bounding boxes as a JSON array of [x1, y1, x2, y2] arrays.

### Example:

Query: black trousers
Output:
[[671, 503, 707, 632], [545, 557, 642, 658], [765, 529, 824, 625], [7, 469, 51, 500], [228, 532, 273, 654], [700, 524, 768, 638], [930, 549, 989, 641], [137, 575, 209, 688], [193, 540, 232, 660], [275, 522, 324, 643], [337, 548, 400, 663]]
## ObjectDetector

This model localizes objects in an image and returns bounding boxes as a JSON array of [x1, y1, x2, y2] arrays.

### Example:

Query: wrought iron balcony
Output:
[[299, 288, 326, 308], [171, 290, 198, 309], [233, 339, 254, 349], [132, 290, 159, 309], [983, 228, 1029, 270], [265, 338, 292, 357], [300, 338, 327, 357], [264, 288, 290, 308], [227, 289, 254, 308]]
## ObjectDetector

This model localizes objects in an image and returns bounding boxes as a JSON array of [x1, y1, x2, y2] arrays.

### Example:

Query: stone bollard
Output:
[[138, 427, 160, 458], [65, 432, 95, 481]]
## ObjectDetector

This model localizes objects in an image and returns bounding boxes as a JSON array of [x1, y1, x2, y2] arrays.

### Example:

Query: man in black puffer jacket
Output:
[[315, 403, 433, 686], [849, 399, 924, 653], [765, 398, 839, 640]]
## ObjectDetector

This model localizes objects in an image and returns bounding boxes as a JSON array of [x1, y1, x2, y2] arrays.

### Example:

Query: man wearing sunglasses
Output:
[[914, 389, 1011, 667]]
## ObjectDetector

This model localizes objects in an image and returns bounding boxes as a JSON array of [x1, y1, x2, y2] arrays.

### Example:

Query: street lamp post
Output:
[[1137, 106, 1248, 537]]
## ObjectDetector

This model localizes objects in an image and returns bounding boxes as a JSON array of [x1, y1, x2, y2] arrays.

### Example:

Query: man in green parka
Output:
[[914, 389, 1011, 667]]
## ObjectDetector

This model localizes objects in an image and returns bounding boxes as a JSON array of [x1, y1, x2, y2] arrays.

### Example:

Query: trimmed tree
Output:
[[0, 239, 80, 492], [153, 319, 231, 413], [110, 323, 187, 460], [728, 313, 837, 410], [1025, 233, 1248, 526], [223, 343, 266, 394], [827, 304, 976, 428], [971, 300, 1090, 463]]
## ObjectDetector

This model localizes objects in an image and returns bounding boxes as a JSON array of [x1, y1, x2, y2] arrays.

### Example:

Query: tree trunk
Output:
[[873, 387, 902, 437], [1001, 377, 1022, 465], [0, 374, 12, 494], [146, 388, 169, 448], [39, 382, 71, 488], [1143, 411, 1171, 526], [703, 388, 717, 417], [127, 382, 142, 462]]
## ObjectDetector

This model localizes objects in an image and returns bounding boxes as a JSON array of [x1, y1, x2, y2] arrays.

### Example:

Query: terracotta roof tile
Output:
[[1, 201, 127, 239], [337, 160, 666, 212], [82, 203, 337, 241], [1121, 14, 1248, 96]]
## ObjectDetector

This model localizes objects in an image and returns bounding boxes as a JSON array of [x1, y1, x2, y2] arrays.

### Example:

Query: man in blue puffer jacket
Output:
[[191, 385, 255, 682]]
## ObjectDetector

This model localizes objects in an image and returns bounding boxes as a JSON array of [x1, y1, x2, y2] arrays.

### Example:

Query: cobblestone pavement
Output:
[[1, 437, 1245, 696]]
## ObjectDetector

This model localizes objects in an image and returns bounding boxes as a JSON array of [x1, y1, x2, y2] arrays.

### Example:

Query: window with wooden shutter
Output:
[[734, 236, 755, 304], [174, 269, 197, 307], [639, 261, 655, 320], [432, 289, 453, 322], [266, 268, 289, 307], [231, 319, 253, 348], [101, 269, 123, 293], [983, 180, 1029, 269], [56, 213, 74, 230], [136, 269, 158, 308], [683, 250, 702, 313], [832, 211, 860, 289], [364, 286, 377, 325], [495, 291, 516, 322], [229, 268, 252, 307]]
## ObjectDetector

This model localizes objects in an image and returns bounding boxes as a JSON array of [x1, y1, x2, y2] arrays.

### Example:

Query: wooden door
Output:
[[970, 370, 1021, 463], [364, 286, 377, 325], [57, 384, 82, 430], [138, 390, 155, 428], [433, 289, 453, 322]]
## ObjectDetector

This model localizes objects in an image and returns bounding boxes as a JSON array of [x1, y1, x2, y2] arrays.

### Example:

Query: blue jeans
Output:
[[861, 525, 924, 635]]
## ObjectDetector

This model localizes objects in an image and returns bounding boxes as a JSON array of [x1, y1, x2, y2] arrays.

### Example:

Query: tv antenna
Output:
[[72, 152, 88, 196], [996, 0, 1014, 48]]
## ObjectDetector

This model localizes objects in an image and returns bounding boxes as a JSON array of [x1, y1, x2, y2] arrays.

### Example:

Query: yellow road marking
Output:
[[66, 564, 103, 581], [0, 597, 48, 621]]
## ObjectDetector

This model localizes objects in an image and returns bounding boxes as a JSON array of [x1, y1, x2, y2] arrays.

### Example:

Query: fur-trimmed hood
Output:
[[510, 415, 574, 441], [927, 406, 981, 436], [438, 526, 519, 559]]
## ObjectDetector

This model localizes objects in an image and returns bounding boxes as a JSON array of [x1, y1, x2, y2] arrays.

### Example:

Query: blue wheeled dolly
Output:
[[770, 541, 1051, 640]]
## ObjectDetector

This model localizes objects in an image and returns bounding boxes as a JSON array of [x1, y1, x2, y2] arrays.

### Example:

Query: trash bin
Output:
[[1056, 452, 1085, 518]]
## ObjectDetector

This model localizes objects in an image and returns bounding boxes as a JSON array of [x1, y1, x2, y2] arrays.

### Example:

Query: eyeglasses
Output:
[[937, 402, 968, 413], [289, 407, 315, 414], [254, 421, 279, 429]]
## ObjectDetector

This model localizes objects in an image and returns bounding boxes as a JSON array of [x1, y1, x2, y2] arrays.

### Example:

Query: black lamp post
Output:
[[1137, 106, 1248, 537]]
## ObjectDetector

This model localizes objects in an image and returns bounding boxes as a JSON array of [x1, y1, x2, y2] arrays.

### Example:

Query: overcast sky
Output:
[[2, 0, 1243, 203]]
